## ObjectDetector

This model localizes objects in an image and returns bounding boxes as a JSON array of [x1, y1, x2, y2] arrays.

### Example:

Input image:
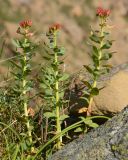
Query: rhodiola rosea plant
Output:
[[15, 20, 34, 146], [0, 20, 37, 159], [82, 7, 115, 116], [39, 23, 69, 150], [0, 6, 114, 160]]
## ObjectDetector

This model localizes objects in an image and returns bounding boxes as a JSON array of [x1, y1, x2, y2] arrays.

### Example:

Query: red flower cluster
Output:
[[19, 20, 32, 28], [96, 7, 110, 17], [49, 23, 62, 32], [17, 20, 33, 37]]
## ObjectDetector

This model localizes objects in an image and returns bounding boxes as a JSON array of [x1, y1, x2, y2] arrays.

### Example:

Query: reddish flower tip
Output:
[[19, 20, 32, 28], [49, 23, 62, 32], [105, 9, 111, 16], [96, 7, 110, 17]]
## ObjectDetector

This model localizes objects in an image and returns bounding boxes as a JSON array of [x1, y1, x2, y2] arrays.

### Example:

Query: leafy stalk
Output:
[[11, 20, 35, 150], [83, 8, 113, 116], [87, 17, 105, 115], [40, 23, 69, 150], [22, 38, 32, 144]]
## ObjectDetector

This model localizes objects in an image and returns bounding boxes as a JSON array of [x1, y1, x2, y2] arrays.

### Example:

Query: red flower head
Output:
[[96, 7, 110, 17], [19, 20, 32, 29], [105, 9, 111, 16], [49, 23, 62, 32]]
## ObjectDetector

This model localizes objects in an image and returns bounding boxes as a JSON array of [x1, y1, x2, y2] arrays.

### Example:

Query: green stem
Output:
[[54, 32, 62, 149], [87, 17, 104, 116], [22, 39, 32, 145]]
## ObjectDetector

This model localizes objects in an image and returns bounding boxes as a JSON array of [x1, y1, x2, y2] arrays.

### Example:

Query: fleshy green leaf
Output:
[[57, 47, 65, 56], [59, 73, 69, 81], [43, 56, 51, 60], [92, 46, 99, 55], [10, 60, 22, 70], [74, 127, 83, 133], [80, 97, 89, 103], [82, 80, 92, 89], [101, 40, 113, 49], [101, 53, 112, 60], [84, 65, 93, 74], [103, 31, 109, 36], [59, 91, 64, 98], [80, 117, 99, 128], [45, 89, 53, 96], [44, 112, 56, 118], [90, 87, 99, 96], [85, 120, 99, 128], [12, 39, 21, 48], [60, 114, 69, 121], [90, 34, 100, 43]]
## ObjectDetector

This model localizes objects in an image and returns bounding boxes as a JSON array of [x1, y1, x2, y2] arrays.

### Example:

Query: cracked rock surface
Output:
[[50, 106, 128, 160]]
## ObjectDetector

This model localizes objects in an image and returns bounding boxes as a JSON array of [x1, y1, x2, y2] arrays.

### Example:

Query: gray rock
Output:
[[50, 106, 128, 160]]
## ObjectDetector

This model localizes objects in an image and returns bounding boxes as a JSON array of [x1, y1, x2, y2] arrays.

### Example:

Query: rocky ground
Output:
[[50, 106, 128, 160]]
